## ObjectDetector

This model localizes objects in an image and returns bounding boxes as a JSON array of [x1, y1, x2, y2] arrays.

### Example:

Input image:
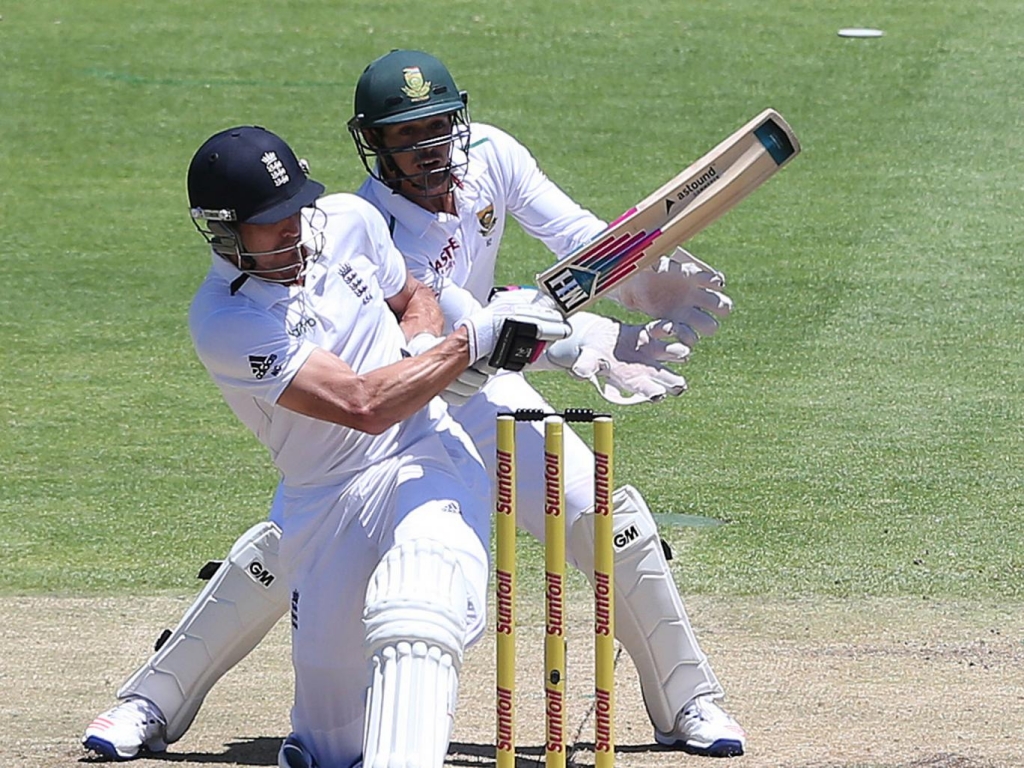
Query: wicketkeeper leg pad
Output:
[[362, 539, 467, 768], [117, 521, 288, 743], [568, 485, 723, 733]]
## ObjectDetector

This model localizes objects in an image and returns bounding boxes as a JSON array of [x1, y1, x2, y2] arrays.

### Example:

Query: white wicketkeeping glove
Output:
[[536, 311, 689, 405], [455, 289, 571, 371], [608, 247, 733, 348], [406, 332, 490, 406]]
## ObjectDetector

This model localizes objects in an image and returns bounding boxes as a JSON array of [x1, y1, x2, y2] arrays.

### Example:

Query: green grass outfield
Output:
[[2, 1, 1022, 600]]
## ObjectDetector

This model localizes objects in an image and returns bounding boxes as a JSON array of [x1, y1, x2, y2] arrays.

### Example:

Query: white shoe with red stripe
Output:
[[83, 697, 168, 760], [654, 695, 746, 757]]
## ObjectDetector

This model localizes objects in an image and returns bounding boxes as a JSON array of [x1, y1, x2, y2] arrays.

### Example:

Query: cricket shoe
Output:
[[278, 733, 318, 768], [654, 695, 746, 757], [82, 696, 168, 760]]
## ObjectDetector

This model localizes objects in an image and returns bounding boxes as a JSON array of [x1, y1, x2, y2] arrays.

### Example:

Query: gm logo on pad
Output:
[[613, 525, 640, 550], [246, 559, 276, 587]]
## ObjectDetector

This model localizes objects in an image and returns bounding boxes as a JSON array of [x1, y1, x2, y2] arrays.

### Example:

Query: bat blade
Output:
[[537, 108, 800, 315]]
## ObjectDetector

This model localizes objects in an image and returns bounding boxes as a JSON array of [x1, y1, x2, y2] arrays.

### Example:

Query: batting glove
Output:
[[455, 289, 571, 371]]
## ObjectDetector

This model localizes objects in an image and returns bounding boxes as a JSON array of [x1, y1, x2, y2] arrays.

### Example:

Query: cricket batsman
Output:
[[84, 52, 746, 764]]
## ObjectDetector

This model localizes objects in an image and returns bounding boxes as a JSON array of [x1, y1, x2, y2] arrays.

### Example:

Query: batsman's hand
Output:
[[609, 246, 733, 348], [406, 332, 490, 406], [538, 311, 688, 405], [455, 289, 571, 372]]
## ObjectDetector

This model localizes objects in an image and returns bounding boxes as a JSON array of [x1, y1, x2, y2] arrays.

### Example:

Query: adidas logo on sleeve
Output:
[[248, 354, 281, 379]]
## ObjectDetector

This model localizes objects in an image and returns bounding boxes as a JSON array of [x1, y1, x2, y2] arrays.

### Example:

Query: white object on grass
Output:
[[838, 28, 884, 38]]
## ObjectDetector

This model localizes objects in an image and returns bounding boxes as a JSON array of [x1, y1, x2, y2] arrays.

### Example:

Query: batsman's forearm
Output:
[[349, 331, 473, 432], [277, 340, 472, 434], [396, 279, 446, 341]]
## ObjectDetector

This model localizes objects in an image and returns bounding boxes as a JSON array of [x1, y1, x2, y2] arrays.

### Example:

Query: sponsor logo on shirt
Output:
[[337, 262, 373, 304], [431, 237, 460, 276], [249, 353, 282, 380], [288, 316, 317, 338]]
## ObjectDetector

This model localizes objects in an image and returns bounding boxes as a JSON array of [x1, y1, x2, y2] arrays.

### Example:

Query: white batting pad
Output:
[[117, 521, 288, 742], [362, 539, 468, 768], [568, 485, 723, 732]]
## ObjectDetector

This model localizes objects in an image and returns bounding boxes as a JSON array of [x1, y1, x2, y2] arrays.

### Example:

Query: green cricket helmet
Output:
[[348, 50, 471, 196]]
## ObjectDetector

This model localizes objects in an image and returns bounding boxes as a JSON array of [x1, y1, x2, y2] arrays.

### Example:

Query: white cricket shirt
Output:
[[188, 193, 438, 487], [356, 122, 607, 328]]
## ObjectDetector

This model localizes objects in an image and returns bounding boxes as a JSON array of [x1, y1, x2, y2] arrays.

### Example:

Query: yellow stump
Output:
[[592, 416, 615, 768], [495, 415, 517, 768], [544, 416, 566, 768]]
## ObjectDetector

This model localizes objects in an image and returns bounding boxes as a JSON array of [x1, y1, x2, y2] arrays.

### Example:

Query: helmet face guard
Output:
[[348, 50, 471, 198], [189, 206, 327, 284], [348, 109, 471, 198]]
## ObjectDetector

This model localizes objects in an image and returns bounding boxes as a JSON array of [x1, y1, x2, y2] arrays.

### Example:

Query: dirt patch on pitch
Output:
[[2, 595, 1021, 768]]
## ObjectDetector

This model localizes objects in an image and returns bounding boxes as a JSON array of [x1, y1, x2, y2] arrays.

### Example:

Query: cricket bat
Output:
[[537, 108, 800, 316]]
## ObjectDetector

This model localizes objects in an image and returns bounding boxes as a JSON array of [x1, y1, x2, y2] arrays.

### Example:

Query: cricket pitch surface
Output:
[[4, 595, 1022, 767]]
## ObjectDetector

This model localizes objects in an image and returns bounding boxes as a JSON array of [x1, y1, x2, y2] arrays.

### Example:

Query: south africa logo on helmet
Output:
[[401, 66, 431, 103], [352, 49, 467, 129]]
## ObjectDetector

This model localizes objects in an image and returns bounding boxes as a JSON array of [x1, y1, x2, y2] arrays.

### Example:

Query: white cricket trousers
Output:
[[278, 416, 490, 768]]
